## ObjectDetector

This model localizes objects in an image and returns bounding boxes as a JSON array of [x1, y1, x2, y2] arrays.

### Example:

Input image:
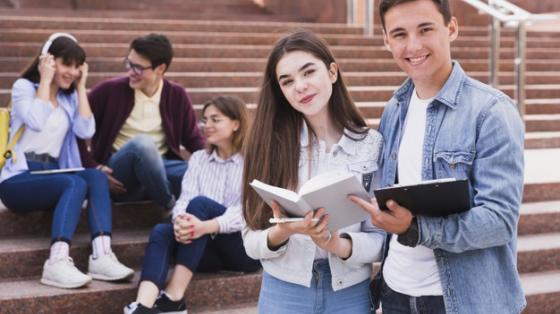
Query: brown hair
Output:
[[20, 35, 86, 94], [379, 0, 452, 31], [242, 30, 367, 230], [202, 95, 250, 155]]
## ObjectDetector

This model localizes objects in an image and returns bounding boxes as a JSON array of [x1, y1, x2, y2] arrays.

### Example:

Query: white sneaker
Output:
[[40, 257, 92, 289], [88, 252, 134, 281]]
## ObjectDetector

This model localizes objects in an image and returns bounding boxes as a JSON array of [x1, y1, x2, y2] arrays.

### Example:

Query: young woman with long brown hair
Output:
[[242, 30, 385, 313]]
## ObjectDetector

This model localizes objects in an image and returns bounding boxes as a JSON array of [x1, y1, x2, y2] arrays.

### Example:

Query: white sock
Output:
[[125, 302, 140, 314], [49, 241, 70, 263], [91, 235, 112, 259], [161, 290, 173, 300]]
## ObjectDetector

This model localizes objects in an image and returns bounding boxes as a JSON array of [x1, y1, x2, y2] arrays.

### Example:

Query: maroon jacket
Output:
[[79, 76, 205, 168]]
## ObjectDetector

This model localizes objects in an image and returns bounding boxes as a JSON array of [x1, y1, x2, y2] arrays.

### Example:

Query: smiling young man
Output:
[[79, 33, 204, 213], [350, 0, 526, 313]]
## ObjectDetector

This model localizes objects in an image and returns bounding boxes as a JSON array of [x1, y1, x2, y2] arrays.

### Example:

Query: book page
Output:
[[300, 171, 370, 231], [250, 180, 312, 217], [298, 170, 354, 195]]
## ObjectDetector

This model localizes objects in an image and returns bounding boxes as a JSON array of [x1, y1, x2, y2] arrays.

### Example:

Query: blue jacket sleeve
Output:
[[418, 96, 525, 253], [11, 79, 53, 131]]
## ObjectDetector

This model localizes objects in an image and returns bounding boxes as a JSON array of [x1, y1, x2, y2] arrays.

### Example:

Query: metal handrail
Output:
[[347, 0, 374, 37], [461, 0, 557, 117]]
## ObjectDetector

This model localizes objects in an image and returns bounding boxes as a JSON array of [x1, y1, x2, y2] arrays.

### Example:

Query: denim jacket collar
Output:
[[300, 121, 359, 156], [394, 61, 467, 111]]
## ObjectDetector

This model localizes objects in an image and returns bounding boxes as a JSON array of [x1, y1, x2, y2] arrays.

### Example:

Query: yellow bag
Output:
[[0, 108, 25, 169]]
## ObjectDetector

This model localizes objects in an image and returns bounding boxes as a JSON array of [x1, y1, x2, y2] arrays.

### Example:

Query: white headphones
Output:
[[41, 32, 78, 56]]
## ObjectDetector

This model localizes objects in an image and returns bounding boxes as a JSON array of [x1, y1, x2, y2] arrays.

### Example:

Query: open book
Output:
[[373, 178, 471, 217], [250, 170, 371, 232]]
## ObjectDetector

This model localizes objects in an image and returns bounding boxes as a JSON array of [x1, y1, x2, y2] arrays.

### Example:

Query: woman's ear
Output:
[[328, 62, 338, 84], [232, 120, 240, 132]]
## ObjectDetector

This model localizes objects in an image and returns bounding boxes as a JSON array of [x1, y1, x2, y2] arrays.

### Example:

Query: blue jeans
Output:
[[0, 161, 112, 244], [380, 279, 445, 314], [107, 135, 187, 208], [258, 260, 371, 314], [140, 196, 260, 288]]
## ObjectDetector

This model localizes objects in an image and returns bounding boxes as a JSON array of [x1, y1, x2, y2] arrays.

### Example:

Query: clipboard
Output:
[[373, 178, 471, 217]]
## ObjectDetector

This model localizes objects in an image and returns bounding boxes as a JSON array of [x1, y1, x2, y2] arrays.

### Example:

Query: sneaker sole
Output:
[[88, 270, 134, 281], [40, 277, 91, 289]]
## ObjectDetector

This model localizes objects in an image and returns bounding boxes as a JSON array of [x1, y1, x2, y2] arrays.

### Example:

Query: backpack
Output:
[[0, 107, 25, 169]]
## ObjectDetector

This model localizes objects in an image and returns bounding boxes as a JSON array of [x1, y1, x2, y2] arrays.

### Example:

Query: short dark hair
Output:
[[130, 33, 173, 72], [379, 0, 452, 30], [20, 35, 86, 94]]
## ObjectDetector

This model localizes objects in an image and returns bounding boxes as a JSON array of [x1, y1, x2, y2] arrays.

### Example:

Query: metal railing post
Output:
[[515, 21, 527, 117], [347, 0, 355, 26], [460, 0, 556, 118], [364, 0, 374, 37], [489, 0, 500, 88]]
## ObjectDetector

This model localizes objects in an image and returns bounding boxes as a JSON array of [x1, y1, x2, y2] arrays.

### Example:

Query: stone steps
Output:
[[1, 270, 558, 314], [3, 56, 560, 73], [2, 80, 560, 103], [4, 71, 560, 89], [3, 41, 560, 60], [519, 201, 560, 235], [0, 221, 557, 312], [525, 132, 560, 149], [2, 197, 555, 241], [0, 5, 559, 313], [0, 197, 558, 279], [0, 0, 293, 21], [1, 227, 558, 280], [0, 230, 147, 280], [0, 18, 363, 35], [521, 270, 560, 314], [3, 0, 265, 14], [518, 232, 560, 274], [0, 271, 262, 313], [2, 26, 560, 48]]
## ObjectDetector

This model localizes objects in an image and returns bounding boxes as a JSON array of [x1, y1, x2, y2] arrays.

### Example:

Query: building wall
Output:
[[256, 0, 560, 26]]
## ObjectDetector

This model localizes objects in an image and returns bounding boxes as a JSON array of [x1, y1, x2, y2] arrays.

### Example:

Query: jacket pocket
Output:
[[348, 161, 378, 192], [434, 151, 474, 180]]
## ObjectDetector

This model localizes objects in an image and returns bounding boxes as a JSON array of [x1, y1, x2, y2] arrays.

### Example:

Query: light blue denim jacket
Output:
[[376, 62, 525, 314], [0, 78, 95, 183]]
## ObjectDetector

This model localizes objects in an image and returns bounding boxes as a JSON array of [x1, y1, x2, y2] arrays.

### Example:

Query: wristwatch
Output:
[[397, 217, 419, 247]]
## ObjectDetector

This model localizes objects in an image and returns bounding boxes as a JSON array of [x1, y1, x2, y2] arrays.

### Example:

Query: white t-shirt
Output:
[[19, 105, 69, 158], [382, 88, 443, 297]]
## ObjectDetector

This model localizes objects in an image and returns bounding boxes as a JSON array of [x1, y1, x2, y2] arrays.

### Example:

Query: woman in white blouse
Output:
[[124, 96, 260, 314], [0, 32, 132, 290], [242, 31, 385, 313]]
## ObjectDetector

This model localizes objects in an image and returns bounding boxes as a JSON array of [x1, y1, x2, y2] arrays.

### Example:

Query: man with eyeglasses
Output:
[[79, 33, 204, 214]]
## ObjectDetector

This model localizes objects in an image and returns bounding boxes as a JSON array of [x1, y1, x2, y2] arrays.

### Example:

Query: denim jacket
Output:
[[376, 62, 526, 314], [243, 128, 386, 291], [0, 79, 95, 183]]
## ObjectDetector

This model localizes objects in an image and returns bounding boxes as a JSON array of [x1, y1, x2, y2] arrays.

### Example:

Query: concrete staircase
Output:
[[0, 2, 559, 313]]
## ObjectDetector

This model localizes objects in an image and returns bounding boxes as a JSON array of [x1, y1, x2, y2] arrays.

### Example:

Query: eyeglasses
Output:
[[199, 117, 225, 126], [123, 58, 153, 75]]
